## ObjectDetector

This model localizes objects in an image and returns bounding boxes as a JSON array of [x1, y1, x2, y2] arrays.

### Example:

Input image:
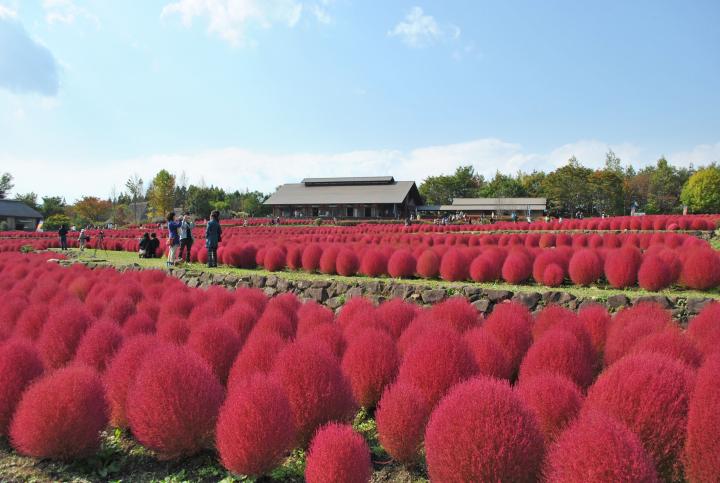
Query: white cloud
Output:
[[42, 0, 99, 27], [161, 0, 333, 46], [0, 3, 16, 19], [8, 137, 715, 201], [667, 142, 720, 167], [388, 6, 460, 48]]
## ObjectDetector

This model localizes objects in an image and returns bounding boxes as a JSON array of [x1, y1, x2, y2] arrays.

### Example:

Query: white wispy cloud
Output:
[[161, 0, 333, 46], [42, 0, 99, 27], [388, 6, 460, 48], [0, 3, 16, 19], [5, 137, 717, 201]]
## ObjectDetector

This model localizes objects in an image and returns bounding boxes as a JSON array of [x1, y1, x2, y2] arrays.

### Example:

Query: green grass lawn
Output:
[[56, 248, 720, 301]]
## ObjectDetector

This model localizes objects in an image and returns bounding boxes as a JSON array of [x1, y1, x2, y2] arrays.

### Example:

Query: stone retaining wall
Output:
[[66, 260, 714, 324]]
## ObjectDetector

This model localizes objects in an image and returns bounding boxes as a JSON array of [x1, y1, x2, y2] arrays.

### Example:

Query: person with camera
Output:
[[178, 212, 195, 264], [205, 210, 222, 268], [58, 224, 68, 250]]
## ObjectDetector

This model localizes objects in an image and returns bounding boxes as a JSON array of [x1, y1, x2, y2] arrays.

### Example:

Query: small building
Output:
[[419, 197, 547, 218], [0, 200, 43, 231], [264, 176, 422, 219]]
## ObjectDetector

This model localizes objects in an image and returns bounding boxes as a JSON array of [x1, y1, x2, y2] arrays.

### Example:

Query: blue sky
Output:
[[1, 0, 719, 200]]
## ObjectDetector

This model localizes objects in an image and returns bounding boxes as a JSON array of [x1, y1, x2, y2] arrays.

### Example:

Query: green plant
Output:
[[20, 245, 34, 253], [0, 221, 7, 231], [313, 218, 323, 226]]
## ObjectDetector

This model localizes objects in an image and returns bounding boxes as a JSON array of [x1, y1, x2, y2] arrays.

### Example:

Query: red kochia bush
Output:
[[301, 244, 323, 272], [520, 328, 595, 389], [263, 247, 287, 272], [122, 312, 156, 337], [544, 410, 659, 483], [127, 345, 225, 459], [0, 339, 44, 434], [532, 304, 579, 341], [341, 329, 399, 408], [463, 328, 514, 380], [226, 332, 287, 392], [305, 423, 372, 483], [416, 250, 440, 279], [186, 321, 242, 384], [296, 301, 335, 338], [104, 335, 160, 428], [387, 249, 416, 278], [272, 339, 355, 445], [568, 249, 603, 286], [604, 303, 670, 366], [396, 326, 477, 408], [542, 263, 565, 287], [36, 304, 93, 369], [516, 374, 583, 443], [687, 301, 720, 356], [583, 353, 695, 481], [375, 298, 417, 339], [469, 253, 502, 282], [628, 326, 703, 368], [10, 366, 107, 459], [431, 296, 478, 333], [335, 249, 359, 276], [360, 249, 388, 277], [319, 246, 340, 274], [73, 320, 124, 373], [638, 253, 673, 291], [578, 303, 611, 357], [681, 248, 720, 289], [439, 248, 468, 281], [604, 247, 642, 288], [685, 354, 720, 483], [375, 382, 431, 463], [502, 249, 533, 284], [216, 375, 296, 477], [483, 302, 534, 373], [424, 377, 544, 483]]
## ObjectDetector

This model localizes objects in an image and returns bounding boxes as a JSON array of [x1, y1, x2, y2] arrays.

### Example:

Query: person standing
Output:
[[166, 212, 182, 268], [78, 228, 87, 251], [205, 210, 222, 268], [178, 212, 195, 263], [58, 224, 68, 250]]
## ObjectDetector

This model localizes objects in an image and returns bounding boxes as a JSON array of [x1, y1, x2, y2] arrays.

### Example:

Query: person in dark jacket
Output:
[[58, 224, 68, 250], [148, 233, 160, 258], [138, 233, 150, 258], [205, 210, 222, 268]]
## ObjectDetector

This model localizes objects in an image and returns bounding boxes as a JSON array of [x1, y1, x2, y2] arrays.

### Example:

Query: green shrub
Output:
[[43, 214, 71, 231]]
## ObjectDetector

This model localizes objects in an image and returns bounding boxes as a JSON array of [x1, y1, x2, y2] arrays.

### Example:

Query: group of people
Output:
[[162, 210, 221, 268], [138, 233, 161, 258], [57, 225, 93, 252]]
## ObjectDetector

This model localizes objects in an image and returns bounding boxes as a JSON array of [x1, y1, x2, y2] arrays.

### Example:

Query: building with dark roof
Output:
[[418, 198, 547, 217], [264, 176, 422, 218], [0, 200, 43, 231]]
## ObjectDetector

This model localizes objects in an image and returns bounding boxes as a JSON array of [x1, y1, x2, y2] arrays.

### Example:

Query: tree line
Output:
[[0, 170, 271, 230], [418, 151, 720, 217]]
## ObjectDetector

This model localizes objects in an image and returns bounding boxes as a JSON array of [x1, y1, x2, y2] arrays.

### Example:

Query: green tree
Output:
[[186, 185, 226, 218], [40, 196, 66, 217], [14, 192, 38, 211], [680, 165, 720, 213], [644, 157, 687, 213], [43, 214, 72, 230], [589, 170, 624, 216], [479, 172, 527, 198], [542, 156, 594, 217], [419, 166, 484, 205], [518, 171, 547, 198], [0, 172, 13, 199], [148, 170, 176, 219]]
